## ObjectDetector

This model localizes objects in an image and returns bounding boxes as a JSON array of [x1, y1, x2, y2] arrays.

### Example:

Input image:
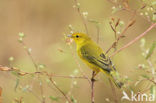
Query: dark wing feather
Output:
[[100, 53, 116, 71], [80, 47, 112, 73]]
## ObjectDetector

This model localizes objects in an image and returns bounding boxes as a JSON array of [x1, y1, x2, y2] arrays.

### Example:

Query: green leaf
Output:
[[146, 42, 156, 59], [49, 96, 59, 101]]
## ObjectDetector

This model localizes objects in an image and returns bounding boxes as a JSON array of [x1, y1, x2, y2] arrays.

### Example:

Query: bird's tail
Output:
[[110, 71, 124, 88]]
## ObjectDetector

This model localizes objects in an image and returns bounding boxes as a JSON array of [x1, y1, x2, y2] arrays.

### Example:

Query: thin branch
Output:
[[107, 0, 156, 25], [108, 79, 118, 103], [21, 42, 38, 71], [106, 18, 136, 54], [91, 71, 96, 103], [14, 97, 23, 103], [0, 87, 2, 96], [106, 0, 156, 54], [96, 25, 100, 43], [147, 59, 155, 75], [110, 23, 156, 57], [28, 89, 42, 102], [0, 65, 78, 103], [52, 74, 86, 79], [141, 78, 156, 85], [109, 18, 120, 41], [147, 79, 156, 85], [73, 0, 88, 34], [20, 41, 45, 103], [0, 86, 2, 103], [0, 65, 87, 79], [49, 77, 72, 103], [40, 81, 45, 103]]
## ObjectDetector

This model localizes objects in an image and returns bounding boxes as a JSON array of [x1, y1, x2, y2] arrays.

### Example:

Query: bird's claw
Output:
[[91, 78, 97, 82]]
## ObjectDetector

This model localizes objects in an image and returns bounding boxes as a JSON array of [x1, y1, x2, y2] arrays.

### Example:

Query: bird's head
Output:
[[68, 33, 90, 45]]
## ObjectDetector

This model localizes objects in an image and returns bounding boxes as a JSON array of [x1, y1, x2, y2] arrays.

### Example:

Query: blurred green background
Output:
[[0, 0, 156, 103]]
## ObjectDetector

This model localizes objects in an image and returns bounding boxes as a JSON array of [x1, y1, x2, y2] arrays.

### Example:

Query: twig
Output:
[[40, 81, 45, 103], [109, 18, 120, 41], [147, 59, 155, 75], [20, 42, 45, 103], [73, 0, 88, 34], [49, 77, 72, 103], [141, 78, 156, 85], [110, 23, 156, 57], [0, 87, 2, 96], [147, 79, 156, 85], [108, 78, 118, 103], [28, 89, 42, 102], [14, 97, 23, 103], [141, 45, 155, 75], [0, 90, 2, 103], [106, 18, 136, 54], [107, 0, 156, 26], [0, 65, 87, 79], [0, 86, 2, 103], [91, 71, 96, 103], [106, 0, 156, 54], [21, 42, 38, 71], [96, 25, 100, 43], [0, 65, 76, 103], [52, 74, 86, 79]]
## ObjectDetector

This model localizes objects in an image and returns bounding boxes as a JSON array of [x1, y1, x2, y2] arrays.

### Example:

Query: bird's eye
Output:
[[76, 35, 79, 38]]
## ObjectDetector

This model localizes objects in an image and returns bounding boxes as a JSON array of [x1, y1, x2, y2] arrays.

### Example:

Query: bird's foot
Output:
[[91, 78, 97, 82]]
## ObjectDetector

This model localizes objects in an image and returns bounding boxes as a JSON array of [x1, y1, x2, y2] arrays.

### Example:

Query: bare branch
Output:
[[49, 76, 72, 103], [108, 79, 118, 103], [106, 18, 136, 54], [91, 71, 96, 103], [20, 41, 45, 103], [73, 0, 88, 34], [0, 65, 87, 79], [110, 23, 156, 57], [0, 65, 88, 103]]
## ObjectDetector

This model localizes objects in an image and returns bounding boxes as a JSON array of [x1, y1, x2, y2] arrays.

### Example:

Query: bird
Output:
[[68, 33, 123, 88]]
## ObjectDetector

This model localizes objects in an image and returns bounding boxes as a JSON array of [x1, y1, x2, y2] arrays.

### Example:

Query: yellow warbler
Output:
[[68, 33, 123, 88]]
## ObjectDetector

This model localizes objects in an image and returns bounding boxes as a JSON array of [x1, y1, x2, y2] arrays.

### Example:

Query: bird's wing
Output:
[[80, 45, 113, 73]]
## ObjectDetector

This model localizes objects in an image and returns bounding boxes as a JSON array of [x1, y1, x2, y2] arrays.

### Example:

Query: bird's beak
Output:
[[66, 35, 73, 44]]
